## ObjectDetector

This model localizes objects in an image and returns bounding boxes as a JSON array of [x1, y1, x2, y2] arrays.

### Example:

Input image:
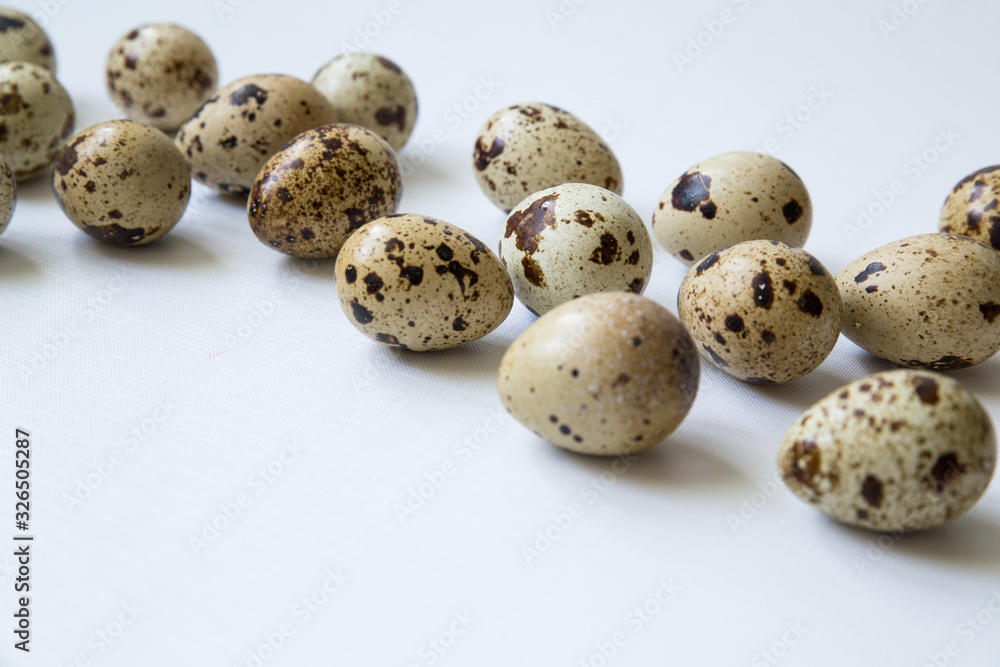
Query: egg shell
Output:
[[0, 61, 74, 179], [175, 74, 337, 196], [499, 183, 652, 316], [0, 156, 15, 236], [248, 124, 401, 258], [473, 102, 623, 212], [0, 9, 55, 71], [779, 369, 996, 532], [106, 24, 218, 131], [939, 165, 1000, 252], [312, 53, 417, 151], [678, 240, 842, 383], [652, 151, 812, 266], [497, 292, 699, 456], [53, 120, 191, 246], [836, 233, 1000, 369], [335, 214, 513, 351]]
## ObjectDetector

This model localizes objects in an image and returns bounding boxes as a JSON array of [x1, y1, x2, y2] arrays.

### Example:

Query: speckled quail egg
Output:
[[53, 120, 191, 246], [0, 61, 73, 179], [678, 240, 842, 383], [0, 9, 54, 71], [836, 233, 1000, 370], [106, 24, 218, 132], [0, 156, 14, 236], [335, 214, 513, 351], [473, 102, 623, 212], [653, 151, 812, 265], [498, 292, 699, 456], [779, 369, 996, 532], [312, 52, 417, 152], [175, 74, 337, 196], [499, 183, 652, 316], [939, 165, 1000, 252], [248, 123, 401, 258]]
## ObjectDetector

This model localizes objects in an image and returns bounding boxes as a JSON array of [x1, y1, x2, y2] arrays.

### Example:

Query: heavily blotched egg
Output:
[[473, 102, 623, 212], [499, 183, 652, 316], [836, 233, 1000, 369], [53, 120, 191, 246], [939, 165, 1000, 252], [106, 24, 218, 131], [0, 157, 14, 236], [312, 52, 417, 151], [175, 74, 337, 195], [677, 240, 842, 383], [0, 61, 73, 179], [497, 292, 699, 456], [248, 124, 401, 258], [0, 9, 55, 71], [779, 369, 996, 532], [652, 151, 812, 265], [335, 214, 513, 351]]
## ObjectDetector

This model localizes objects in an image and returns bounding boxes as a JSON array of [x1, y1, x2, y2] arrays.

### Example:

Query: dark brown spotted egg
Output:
[[653, 151, 812, 266], [53, 120, 191, 246], [248, 123, 401, 258], [106, 24, 218, 132], [499, 183, 652, 315], [498, 292, 699, 456], [312, 52, 417, 152], [174, 74, 337, 196], [779, 370, 996, 532], [0, 156, 14, 236], [0, 9, 55, 71], [940, 165, 1000, 252], [836, 233, 1000, 369], [335, 214, 513, 351], [678, 240, 842, 383], [0, 61, 73, 179], [473, 102, 623, 212]]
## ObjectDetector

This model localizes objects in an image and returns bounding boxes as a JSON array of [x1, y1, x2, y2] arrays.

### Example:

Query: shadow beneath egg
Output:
[[280, 255, 337, 284], [0, 241, 41, 281], [76, 231, 219, 269], [389, 333, 511, 381], [13, 171, 55, 203], [949, 357, 1000, 402]]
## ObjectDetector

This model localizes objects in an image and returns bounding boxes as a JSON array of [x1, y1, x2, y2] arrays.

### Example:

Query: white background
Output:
[[2, 0, 999, 665]]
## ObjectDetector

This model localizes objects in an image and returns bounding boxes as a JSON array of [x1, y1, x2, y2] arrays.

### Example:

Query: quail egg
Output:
[[0, 156, 14, 236], [939, 165, 1000, 252], [0, 9, 54, 71], [0, 61, 73, 179]]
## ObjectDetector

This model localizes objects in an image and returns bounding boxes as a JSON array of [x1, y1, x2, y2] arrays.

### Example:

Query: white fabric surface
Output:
[[1, 0, 999, 665]]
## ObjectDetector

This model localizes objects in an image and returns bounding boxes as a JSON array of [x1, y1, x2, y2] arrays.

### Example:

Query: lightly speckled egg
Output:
[[106, 24, 218, 132], [836, 233, 1000, 370], [335, 214, 513, 351], [500, 183, 653, 316], [248, 123, 401, 258], [0, 156, 15, 236], [779, 369, 996, 532], [0, 61, 73, 179], [312, 52, 417, 151], [678, 240, 842, 384], [497, 292, 699, 456], [652, 151, 812, 265], [175, 74, 337, 196], [473, 102, 623, 212], [53, 120, 191, 246], [0, 9, 55, 71], [939, 165, 1000, 252]]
